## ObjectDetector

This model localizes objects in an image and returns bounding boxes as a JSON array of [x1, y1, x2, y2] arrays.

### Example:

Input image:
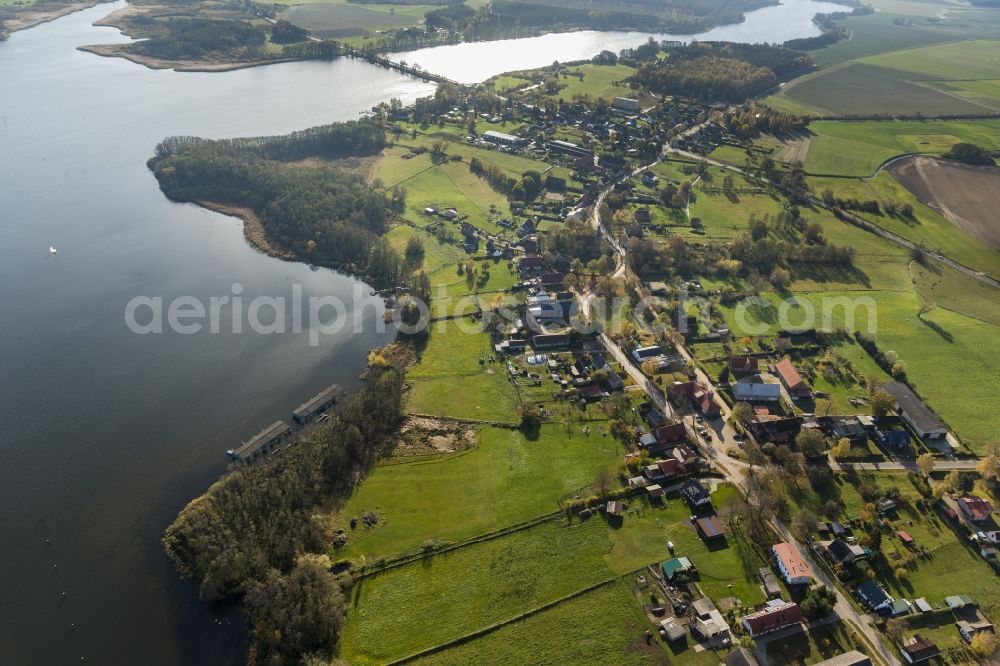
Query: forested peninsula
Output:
[[148, 119, 409, 288], [163, 360, 406, 665]]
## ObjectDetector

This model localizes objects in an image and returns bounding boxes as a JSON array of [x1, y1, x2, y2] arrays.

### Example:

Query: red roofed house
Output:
[[669, 381, 722, 418], [672, 443, 698, 467], [655, 422, 687, 447], [958, 496, 994, 523], [773, 357, 812, 400], [740, 600, 804, 638], [772, 542, 814, 586], [656, 458, 681, 479], [898, 530, 915, 547]]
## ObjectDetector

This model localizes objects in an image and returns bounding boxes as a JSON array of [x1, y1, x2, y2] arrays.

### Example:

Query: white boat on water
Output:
[[49, 246, 57, 254]]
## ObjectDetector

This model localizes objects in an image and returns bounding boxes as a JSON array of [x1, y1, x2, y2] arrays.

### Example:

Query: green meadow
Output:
[[406, 324, 521, 422], [341, 485, 764, 664], [332, 424, 624, 561], [800, 119, 1000, 177], [410, 580, 674, 666]]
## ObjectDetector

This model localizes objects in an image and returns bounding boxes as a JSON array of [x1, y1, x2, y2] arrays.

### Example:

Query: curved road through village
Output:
[[579, 135, 904, 665]]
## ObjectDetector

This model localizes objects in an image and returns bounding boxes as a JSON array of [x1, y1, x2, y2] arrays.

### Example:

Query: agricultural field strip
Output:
[[386, 575, 627, 664]]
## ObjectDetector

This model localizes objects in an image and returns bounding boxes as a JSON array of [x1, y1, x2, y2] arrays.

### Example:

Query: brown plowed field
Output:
[[890, 155, 1000, 250]]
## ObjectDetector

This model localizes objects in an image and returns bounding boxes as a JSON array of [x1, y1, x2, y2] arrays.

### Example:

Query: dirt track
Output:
[[890, 155, 1000, 250]]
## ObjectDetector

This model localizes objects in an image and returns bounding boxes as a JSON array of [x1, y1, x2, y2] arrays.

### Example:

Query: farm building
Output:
[[696, 514, 725, 541], [814, 652, 872, 666], [758, 567, 782, 598], [546, 139, 593, 159], [658, 618, 686, 642], [613, 96, 641, 112], [733, 380, 781, 402], [481, 130, 527, 147], [772, 357, 812, 400], [772, 542, 813, 586], [882, 381, 947, 439]]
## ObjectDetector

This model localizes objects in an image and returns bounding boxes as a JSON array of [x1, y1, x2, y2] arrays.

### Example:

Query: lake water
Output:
[[0, 0, 842, 663], [397, 0, 848, 84]]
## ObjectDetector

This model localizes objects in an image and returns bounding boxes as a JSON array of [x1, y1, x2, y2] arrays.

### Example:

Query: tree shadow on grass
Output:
[[917, 315, 955, 343]]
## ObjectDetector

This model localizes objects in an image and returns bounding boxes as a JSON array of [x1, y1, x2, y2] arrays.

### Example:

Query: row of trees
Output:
[[163, 364, 405, 663]]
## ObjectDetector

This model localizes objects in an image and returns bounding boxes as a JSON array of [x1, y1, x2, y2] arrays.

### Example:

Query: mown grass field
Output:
[[768, 63, 989, 117], [332, 424, 623, 561], [810, 9, 1000, 67], [860, 39, 1000, 82], [340, 519, 627, 664], [551, 63, 638, 101], [406, 324, 521, 422], [341, 485, 768, 664], [409, 580, 676, 666], [802, 119, 1000, 177]]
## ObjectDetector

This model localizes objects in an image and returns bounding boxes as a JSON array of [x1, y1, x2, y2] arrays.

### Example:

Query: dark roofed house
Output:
[[729, 355, 759, 374], [696, 514, 726, 541], [725, 647, 760, 666], [832, 417, 867, 444], [773, 357, 812, 400], [826, 539, 866, 565], [516, 256, 545, 274], [530, 333, 569, 350], [900, 635, 940, 664], [682, 479, 712, 507], [874, 427, 910, 450], [749, 416, 802, 445], [882, 381, 947, 439], [537, 271, 566, 288], [856, 579, 892, 614]]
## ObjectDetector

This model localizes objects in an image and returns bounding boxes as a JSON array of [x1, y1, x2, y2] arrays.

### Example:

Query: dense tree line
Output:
[[269, 19, 308, 45], [125, 17, 265, 60], [150, 121, 409, 287], [721, 104, 809, 138], [630, 55, 777, 102], [425, 0, 772, 41], [672, 42, 812, 77], [163, 365, 405, 663]]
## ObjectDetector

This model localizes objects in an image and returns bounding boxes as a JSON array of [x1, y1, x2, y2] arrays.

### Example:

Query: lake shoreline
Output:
[[194, 201, 296, 261], [1, 0, 106, 36]]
